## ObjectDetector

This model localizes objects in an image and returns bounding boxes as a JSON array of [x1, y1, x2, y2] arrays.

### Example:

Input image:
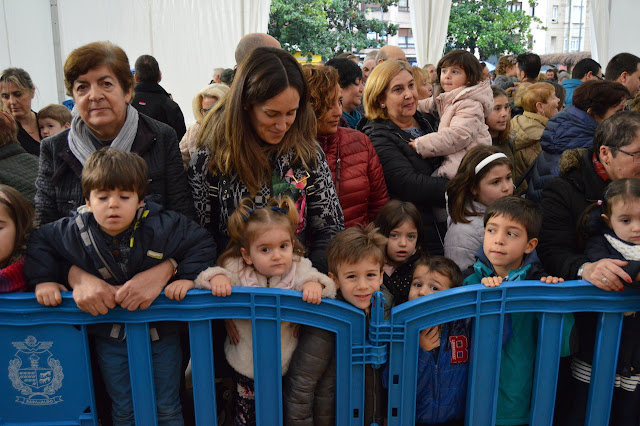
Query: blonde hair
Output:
[[520, 82, 555, 113], [363, 60, 413, 120], [191, 83, 230, 122], [217, 196, 305, 267]]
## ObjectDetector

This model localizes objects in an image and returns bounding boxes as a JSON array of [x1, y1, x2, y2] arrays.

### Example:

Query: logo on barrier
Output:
[[8, 335, 64, 405]]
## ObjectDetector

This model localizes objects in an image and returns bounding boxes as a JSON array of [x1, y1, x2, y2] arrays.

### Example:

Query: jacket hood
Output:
[[540, 105, 597, 154], [561, 79, 583, 90], [558, 147, 589, 175], [511, 111, 548, 149], [438, 79, 494, 118]]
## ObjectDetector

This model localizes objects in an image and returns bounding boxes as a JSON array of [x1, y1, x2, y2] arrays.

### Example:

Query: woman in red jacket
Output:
[[303, 65, 389, 227]]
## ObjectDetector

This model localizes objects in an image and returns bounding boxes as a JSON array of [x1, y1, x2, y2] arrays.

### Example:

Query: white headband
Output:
[[475, 153, 508, 174]]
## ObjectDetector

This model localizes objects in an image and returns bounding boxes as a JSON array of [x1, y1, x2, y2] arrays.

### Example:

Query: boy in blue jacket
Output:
[[26, 148, 216, 425], [400, 255, 470, 426], [463, 197, 572, 425]]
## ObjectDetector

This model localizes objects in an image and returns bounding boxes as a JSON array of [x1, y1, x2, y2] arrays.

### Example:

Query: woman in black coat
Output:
[[357, 59, 447, 254]]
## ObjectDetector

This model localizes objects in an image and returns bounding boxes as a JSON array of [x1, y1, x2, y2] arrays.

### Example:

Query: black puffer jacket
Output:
[[358, 112, 448, 255], [283, 325, 336, 426], [132, 81, 186, 140], [34, 114, 194, 225], [538, 148, 606, 280]]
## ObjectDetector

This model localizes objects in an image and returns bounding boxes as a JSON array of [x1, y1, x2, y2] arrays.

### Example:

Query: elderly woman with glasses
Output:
[[538, 111, 640, 425], [179, 83, 229, 167]]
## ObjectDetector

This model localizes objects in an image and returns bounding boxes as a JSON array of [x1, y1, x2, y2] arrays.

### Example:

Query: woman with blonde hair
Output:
[[179, 83, 229, 167], [0, 68, 41, 156], [510, 82, 560, 192], [189, 47, 343, 272], [412, 66, 433, 100], [357, 59, 447, 255]]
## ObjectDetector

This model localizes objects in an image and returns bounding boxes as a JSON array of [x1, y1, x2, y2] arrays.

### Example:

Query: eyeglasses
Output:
[[609, 146, 640, 163], [199, 106, 213, 116]]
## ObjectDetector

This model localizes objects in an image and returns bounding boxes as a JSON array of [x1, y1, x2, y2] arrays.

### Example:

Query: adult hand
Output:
[[115, 260, 173, 310], [582, 259, 629, 292], [419, 326, 441, 352], [35, 282, 67, 306], [68, 265, 118, 316]]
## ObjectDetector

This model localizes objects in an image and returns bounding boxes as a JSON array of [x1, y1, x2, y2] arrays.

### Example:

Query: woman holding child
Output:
[[357, 59, 448, 255], [539, 111, 640, 425], [33, 41, 193, 315], [189, 47, 344, 273]]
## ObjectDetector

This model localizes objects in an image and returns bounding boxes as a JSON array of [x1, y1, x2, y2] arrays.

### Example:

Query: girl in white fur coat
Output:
[[192, 196, 336, 424]]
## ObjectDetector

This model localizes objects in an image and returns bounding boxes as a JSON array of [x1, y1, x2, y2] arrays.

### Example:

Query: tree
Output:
[[269, 0, 399, 61], [445, 0, 543, 60]]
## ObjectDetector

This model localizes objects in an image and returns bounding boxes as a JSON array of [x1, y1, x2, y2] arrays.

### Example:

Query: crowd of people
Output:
[[2, 31, 640, 425]]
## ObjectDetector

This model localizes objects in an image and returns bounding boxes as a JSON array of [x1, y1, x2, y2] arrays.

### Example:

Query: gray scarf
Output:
[[68, 104, 139, 165]]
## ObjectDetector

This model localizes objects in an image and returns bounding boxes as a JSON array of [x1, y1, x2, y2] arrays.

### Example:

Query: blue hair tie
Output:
[[242, 208, 255, 222], [271, 206, 287, 215]]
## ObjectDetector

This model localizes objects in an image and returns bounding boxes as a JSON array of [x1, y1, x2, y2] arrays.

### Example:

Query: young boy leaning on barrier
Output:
[[25, 148, 216, 425], [462, 196, 574, 425], [283, 224, 388, 426]]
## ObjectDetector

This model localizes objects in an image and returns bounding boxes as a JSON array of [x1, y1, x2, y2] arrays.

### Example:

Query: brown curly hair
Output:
[[302, 65, 341, 121]]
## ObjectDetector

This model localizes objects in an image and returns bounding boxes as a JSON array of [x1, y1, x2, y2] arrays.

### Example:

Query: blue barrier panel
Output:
[[375, 280, 640, 426], [0, 288, 368, 425], [1, 281, 639, 425]]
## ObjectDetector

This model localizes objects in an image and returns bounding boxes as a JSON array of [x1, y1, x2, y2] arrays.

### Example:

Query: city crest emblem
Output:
[[8, 335, 64, 405]]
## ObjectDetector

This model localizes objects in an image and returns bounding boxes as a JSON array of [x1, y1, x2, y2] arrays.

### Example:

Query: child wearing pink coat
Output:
[[409, 50, 493, 179]]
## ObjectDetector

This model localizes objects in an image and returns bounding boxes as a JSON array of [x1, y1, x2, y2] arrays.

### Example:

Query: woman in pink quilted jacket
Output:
[[303, 65, 389, 228], [409, 50, 493, 179]]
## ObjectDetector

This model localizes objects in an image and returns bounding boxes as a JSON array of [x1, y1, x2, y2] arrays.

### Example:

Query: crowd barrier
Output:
[[1, 281, 639, 425]]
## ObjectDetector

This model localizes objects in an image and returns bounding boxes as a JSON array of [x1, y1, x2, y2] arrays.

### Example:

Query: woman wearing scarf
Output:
[[33, 41, 193, 315]]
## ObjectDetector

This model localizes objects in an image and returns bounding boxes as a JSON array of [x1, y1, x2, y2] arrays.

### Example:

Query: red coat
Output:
[[318, 127, 389, 228]]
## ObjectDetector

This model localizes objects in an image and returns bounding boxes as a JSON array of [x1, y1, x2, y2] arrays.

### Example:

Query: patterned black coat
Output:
[[188, 147, 344, 274]]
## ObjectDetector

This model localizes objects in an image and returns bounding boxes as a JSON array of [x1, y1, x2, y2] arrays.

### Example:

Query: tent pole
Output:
[[49, 0, 65, 103]]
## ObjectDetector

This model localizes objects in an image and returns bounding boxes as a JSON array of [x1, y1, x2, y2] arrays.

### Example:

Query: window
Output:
[[398, 0, 409, 12], [570, 38, 579, 52], [573, 5, 584, 23], [551, 5, 558, 23], [529, 5, 535, 16], [550, 36, 556, 54], [397, 28, 414, 49], [510, 1, 522, 12]]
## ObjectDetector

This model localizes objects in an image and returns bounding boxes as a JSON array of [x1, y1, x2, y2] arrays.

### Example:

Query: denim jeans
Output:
[[95, 332, 184, 426]]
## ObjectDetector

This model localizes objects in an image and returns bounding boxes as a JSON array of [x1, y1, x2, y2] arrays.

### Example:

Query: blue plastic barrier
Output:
[[1, 281, 639, 425]]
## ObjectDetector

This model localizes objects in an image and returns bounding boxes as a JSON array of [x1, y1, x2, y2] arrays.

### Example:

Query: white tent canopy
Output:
[[0, 0, 271, 125], [1, 0, 638, 125]]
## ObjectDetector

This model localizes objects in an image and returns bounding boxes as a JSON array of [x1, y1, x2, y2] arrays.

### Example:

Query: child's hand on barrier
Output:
[[225, 319, 240, 345], [419, 326, 440, 352], [165, 280, 194, 301], [481, 276, 503, 287], [301, 281, 323, 304], [69, 266, 118, 316], [210, 274, 232, 297], [35, 282, 67, 307], [540, 276, 564, 284], [116, 261, 174, 310]]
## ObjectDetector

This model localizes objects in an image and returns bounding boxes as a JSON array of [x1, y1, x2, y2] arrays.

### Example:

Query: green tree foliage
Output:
[[446, 0, 543, 60], [269, 0, 399, 61]]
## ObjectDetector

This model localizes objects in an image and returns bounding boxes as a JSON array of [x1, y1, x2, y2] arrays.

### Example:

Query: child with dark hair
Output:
[[463, 196, 572, 425], [0, 185, 33, 293], [383, 255, 470, 425], [374, 199, 424, 305], [26, 148, 216, 425], [571, 178, 640, 425], [409, 49, 493, 178]]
